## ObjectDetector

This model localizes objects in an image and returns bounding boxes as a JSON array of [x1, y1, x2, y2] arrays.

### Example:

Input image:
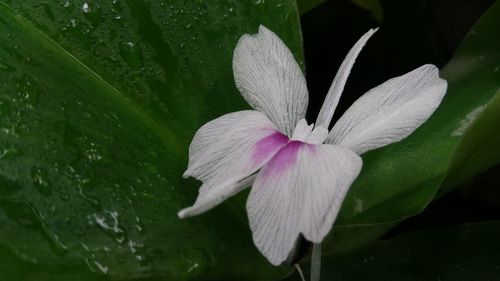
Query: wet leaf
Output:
[[0, 0, 302, 280]]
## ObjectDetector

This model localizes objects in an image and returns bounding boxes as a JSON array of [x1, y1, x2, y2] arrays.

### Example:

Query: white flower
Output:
[[178, 25, 447, 265]]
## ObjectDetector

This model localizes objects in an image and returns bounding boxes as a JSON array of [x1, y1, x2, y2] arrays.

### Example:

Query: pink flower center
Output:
[[251, 131, 289, 168], [261, 140, 315, 180]]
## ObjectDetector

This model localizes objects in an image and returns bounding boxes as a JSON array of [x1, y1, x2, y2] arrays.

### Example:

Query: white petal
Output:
[[306, 126, 328, 144], [233, 25, 309, 136], [247, 143, 362, 265], [315, 28, 378, 128], [180, 110, 289, 218], [290, 119, 328, 144], [178, 174, 256, 218], [326, 64, 447, 154], [291, 119, 313, 141]]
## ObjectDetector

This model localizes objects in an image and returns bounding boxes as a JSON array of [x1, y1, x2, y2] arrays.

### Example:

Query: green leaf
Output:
[[323, 1, 500, 253], [440, 90, 500, 194], [297, 0, 326, 14], [0, 0, 302, 280], [440, 3, 500, 192], [286, 222, 500, 281]]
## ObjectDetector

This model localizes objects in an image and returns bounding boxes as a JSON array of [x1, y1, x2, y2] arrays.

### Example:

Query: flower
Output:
[[178, 25, 447, 265]]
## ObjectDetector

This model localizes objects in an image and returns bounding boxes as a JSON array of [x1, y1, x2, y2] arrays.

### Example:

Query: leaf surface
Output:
[[0, 0, 303, 279]]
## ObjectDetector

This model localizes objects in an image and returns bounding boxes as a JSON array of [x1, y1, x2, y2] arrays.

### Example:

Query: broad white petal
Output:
[[326, 64, 447, 154], [233, 25, 309, 136], [180, 110, 289, 218], [315, 28, 378, 128], [247, 143, 362, 265], [178, 174, 256, 218]]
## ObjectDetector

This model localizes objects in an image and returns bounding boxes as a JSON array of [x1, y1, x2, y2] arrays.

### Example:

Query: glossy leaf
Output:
[[286, 222, 500, 281], [323, 1, 500, 253], [440, 7, 500, 193], [0, 0, 303, 280], [441, 91, 499, 193]]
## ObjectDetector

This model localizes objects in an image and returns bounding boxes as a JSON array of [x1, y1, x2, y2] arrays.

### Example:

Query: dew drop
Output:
[[70, 18, 77, 27], [31, 166, 52, 196], [119, 42, 143, 70], [86, 258, 109, 274], [59, 192, 70, 201], [82, 3, 90, 13]]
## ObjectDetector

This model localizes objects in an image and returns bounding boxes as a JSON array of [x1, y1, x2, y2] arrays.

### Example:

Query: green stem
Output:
[[311, 243, 322, 281]]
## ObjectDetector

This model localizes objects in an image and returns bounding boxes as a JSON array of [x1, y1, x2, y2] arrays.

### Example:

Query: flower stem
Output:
[[310, 243, 322, 281]]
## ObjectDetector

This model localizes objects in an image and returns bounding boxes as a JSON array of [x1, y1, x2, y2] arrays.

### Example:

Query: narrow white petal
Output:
[[247, 143, 362, 265], [233, 25, 309, 136], [306, 126, 328, 144], [315, 28, 378, 128], [326, 64, 447, 154], [181, 110, 289, 217]]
